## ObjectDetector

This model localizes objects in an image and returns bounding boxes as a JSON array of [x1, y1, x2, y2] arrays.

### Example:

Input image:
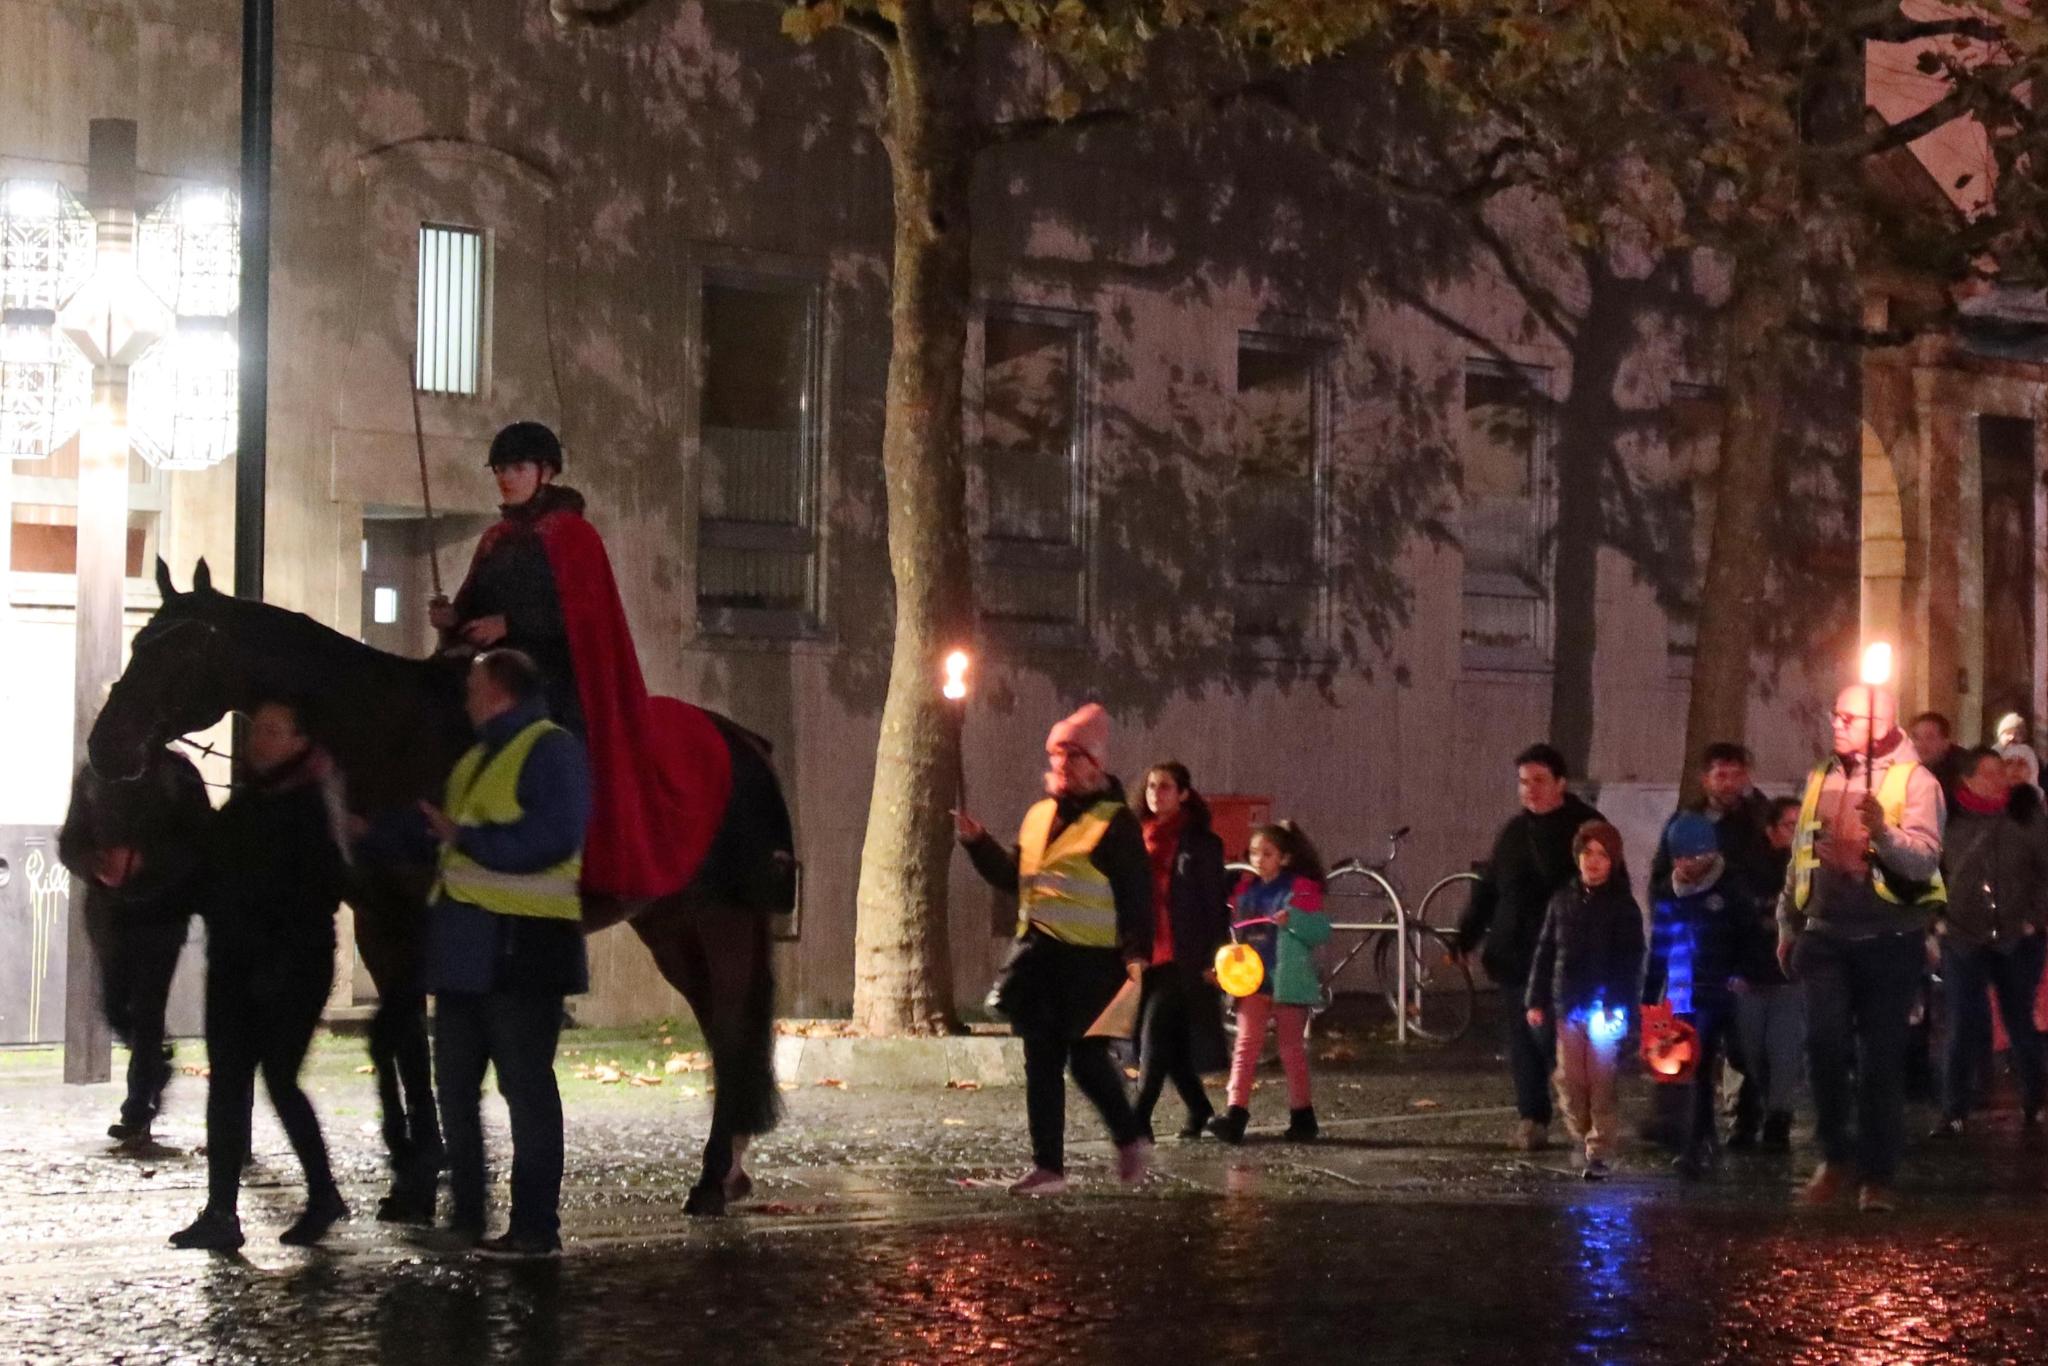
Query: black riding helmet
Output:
[[486, 420, 564, 473]]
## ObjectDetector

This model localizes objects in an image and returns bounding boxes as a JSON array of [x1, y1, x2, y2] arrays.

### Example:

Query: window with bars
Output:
[[978, 309, 1088, 632], [1664, 381, 1723, 676], [414, 225, 485, 396], [696, 275, 820, 626], [1459, 361, 1554, 668], [1231, 335, 1327, 647]]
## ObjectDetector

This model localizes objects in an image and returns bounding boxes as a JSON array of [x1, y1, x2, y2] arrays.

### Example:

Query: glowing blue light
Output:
[[1588, 1006, 1628, 1046]]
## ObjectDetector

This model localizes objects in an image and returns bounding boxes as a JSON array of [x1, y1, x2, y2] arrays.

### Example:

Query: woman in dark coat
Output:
[[1134, 762, 1230, 1139]]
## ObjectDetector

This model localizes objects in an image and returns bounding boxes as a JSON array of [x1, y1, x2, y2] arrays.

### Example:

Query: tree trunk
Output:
[[1678, 286, 1786, 803], [850, 2, 976, 1034]]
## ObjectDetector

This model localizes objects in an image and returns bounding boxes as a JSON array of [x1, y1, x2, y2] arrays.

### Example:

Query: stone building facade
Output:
[[2, 0, 1855, 1026]]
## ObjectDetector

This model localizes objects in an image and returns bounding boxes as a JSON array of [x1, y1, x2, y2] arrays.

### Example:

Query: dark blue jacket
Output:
[[423, 700, 593, 997]]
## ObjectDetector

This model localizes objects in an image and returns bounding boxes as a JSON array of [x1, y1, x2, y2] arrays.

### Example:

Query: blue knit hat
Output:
[[1665, 812, 1719, 860]]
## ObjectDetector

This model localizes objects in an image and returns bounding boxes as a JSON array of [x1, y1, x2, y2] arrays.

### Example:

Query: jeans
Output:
[[435, 991, 567, 1237], [1134, 967, 1214, 1131], [1735, 984, 1806, 1118], [1685, 996, 1738, 1154], [1940, 933, 2048, 1122], [1504, 994, 1556, 1124], [1795, 930, 1923, 1184], [1227, 995, 1313, 1110], [1021, 1033, 1141, 1174], [1554, 1019, 1620, 1160], [101, 919, 188, 1128], [203, 953, 337, 1215]]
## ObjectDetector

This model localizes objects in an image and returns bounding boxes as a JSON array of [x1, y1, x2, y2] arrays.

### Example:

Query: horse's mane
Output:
[[158, 589, 447, 691]]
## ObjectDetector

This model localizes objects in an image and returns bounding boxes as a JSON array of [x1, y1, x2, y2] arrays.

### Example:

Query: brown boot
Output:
[[1797, 1162, 1849, 1207]]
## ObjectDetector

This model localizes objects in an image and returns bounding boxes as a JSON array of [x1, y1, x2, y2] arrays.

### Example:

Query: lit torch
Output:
[[1860, 642, 1893, 799], [942, 648, 971, 812]]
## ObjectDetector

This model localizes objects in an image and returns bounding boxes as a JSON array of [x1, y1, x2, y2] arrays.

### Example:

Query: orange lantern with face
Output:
[[1639, 1000, 1699, 1084]]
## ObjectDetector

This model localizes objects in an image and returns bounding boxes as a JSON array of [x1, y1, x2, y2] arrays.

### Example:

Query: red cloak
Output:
[[462, 504, 731, 901]]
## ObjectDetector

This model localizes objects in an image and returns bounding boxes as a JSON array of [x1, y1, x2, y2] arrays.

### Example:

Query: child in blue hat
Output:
[[1648, 810, 1754, 1177]]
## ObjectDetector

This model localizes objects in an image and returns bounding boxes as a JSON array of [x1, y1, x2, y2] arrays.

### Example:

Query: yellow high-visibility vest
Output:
[[434, 718, 583, 922], [1791, 757, 1946, 912], [1015, 797, 1122, 948]]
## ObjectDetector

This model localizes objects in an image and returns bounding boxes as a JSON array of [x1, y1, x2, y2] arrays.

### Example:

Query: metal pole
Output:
[[62, 118, 143, 1085], [233, 0, 272, 605], [1395, 892, 1410, 1046]]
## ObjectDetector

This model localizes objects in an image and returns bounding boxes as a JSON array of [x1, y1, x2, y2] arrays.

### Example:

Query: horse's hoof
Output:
[[722, 1170, 754, 1204], [683, 1183, 727, 1218]]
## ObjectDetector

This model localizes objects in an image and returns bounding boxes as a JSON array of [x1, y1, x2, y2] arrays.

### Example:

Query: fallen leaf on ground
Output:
[[1409, 1098, 1441, 1110], [942, 1118, 967, 1127], [353, 1064, 376, 1075], [629, 1074, 663, 1087], [817, 1077, 847, 1089], [778, 1082, 801, 1092], [945, 1080, 981, 1091]]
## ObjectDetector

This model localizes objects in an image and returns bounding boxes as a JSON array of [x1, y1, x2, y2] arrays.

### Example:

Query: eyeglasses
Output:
[[1831, 711, 1864, 725]]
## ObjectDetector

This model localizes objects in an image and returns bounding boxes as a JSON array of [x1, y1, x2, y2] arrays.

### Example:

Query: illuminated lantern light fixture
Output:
[[0, 179, 95, 461], [1638, 1000, 1700, 1084], [941, 648, 970, 701]]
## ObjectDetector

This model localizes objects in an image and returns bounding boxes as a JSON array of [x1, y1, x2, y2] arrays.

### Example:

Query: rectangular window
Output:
[[978, 308, 1088, 631], [414, 225, 485, 396], [1664, 382, 1723, 675], [696, 274, 820, 626], [1232, 334, 1327, 647], [8, 434, 163, 593], [1459, 361, 1553, 668]]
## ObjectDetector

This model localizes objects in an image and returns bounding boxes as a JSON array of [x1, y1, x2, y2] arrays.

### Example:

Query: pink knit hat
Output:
[[1046, 703, 1110, 768]]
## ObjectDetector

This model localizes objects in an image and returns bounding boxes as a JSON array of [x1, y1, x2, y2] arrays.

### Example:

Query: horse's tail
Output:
[[727, 905, 784, 1137], [705, 714, 798, 915]]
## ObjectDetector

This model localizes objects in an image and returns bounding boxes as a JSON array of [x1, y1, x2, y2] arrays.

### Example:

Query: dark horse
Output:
[[86, 560, 794, 1217]]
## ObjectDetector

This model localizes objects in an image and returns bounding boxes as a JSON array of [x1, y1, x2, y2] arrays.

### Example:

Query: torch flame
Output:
[[1860, 641, 1893, 689], [941, 649, 970, 701]]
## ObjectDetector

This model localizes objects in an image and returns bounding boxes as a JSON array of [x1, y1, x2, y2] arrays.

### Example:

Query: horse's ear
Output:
[[154, 557, 178, 600], [192, 558, 214, 594]]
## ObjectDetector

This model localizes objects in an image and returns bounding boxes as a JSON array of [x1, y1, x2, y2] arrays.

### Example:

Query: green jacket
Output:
[[1231, 872, 1331, 1006]]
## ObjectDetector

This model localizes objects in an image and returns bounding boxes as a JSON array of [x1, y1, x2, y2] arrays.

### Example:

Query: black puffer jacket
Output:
[[1525, 879, 1646, 1020], [1458, 793, 1604, 988], [1941, 784, 2048, 951], [453, 483, 584, 732], [57, 750, 212, 918], [204, 751, 348, 988]]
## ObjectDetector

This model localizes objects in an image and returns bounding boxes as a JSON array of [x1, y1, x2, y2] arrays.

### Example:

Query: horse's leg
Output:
[[632, 898, 780, 1217], [352, 875, 442, 1222]]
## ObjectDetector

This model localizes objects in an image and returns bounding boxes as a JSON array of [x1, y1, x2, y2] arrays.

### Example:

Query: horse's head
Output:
[[88, 558, 238, 780]]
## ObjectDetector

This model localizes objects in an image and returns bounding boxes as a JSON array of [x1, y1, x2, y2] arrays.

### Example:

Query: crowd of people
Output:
[[1453, 687, 2048, 1212], [58, 419, 2048, 1246]]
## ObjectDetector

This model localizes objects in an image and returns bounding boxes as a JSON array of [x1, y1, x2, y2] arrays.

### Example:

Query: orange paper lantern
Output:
[[1639, 1000, 1699, 1084]]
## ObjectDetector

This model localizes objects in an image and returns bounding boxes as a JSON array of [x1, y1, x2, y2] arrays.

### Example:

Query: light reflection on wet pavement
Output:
[[9, 1039, 2048, 1362]]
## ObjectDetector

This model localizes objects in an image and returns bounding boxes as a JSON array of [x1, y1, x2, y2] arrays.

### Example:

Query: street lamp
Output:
[[0, 123, 241, 1081]]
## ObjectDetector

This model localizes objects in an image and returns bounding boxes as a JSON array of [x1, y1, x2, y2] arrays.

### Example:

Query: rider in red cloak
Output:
[[432, 422, 730, 902]]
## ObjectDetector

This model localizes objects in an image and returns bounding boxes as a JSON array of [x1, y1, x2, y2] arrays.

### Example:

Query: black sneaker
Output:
[[1928, 1117, 1965, 1140], [280, 1191, 349, 1247], [1208, 1106, 1250, 1146], [107, 1118, 152, 1144], [169, 1209, 245, 1252], [476, 1230, 561, 1259]]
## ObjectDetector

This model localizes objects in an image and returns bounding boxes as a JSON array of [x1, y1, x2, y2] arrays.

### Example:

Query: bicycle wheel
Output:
[[1317, 865, 1398, 1012], [1415, 870, 1483, 932], [1373, 925, 1476, 1042]]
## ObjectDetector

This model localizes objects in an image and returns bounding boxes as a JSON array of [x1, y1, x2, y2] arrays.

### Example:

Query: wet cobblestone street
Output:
[[6, 1020, 2048, 1364]]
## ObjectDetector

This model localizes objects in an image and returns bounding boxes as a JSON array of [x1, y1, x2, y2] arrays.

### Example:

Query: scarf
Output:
[[1956, 783, 2010, 816], [1141, 810, 1184, 965]]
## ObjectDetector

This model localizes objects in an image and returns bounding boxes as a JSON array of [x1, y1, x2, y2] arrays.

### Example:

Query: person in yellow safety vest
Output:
[[956, 702, 1155, 1197], [1775, 681, 1945, 1216], [420, 648, 592, 1258]]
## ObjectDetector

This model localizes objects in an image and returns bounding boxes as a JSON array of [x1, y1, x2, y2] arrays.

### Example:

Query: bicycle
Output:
[[1227, 827, 1480, 1043]]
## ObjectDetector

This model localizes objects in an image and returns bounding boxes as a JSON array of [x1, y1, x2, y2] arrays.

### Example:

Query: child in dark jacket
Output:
[[1646, 811, 1753, 1177], [1527, 821, 1645, 1179]]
